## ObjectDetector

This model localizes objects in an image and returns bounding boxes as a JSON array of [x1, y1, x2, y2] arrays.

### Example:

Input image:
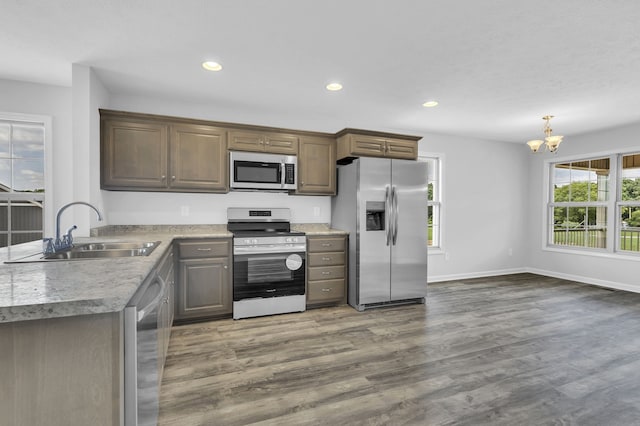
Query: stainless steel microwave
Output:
[[229, 151, 297, 191]]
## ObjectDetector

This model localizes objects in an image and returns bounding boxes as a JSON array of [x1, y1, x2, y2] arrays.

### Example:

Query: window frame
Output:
[[421, 154, 444, 253], [544, 148, 640, 259], [0, 112, 51, 247]]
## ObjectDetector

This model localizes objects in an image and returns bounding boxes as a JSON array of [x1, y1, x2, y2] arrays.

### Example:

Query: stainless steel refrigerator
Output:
[[332, 157, 428, 311]]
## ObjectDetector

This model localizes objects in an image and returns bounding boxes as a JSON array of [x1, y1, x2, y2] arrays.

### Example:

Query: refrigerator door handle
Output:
[[385, 185, 391, 246], [392, 185, 399, 245]]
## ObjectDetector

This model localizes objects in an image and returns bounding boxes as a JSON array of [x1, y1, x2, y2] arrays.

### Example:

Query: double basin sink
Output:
[[6, 241, 161, 263]]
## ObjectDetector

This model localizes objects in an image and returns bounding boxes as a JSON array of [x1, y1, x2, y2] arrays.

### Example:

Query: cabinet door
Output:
[[297, 136, 336, 195], [228, 130, 265, 152], [177, 257, 231, 319], [264, 132, 299, 154], [350, 134, 387, 157], [101, 119, 168, 189], [170, 124, 228, 191], [386, 139, 418, 160]]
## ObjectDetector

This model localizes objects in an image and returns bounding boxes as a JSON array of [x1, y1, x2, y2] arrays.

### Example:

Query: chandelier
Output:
[[526, 115, 564, 153]]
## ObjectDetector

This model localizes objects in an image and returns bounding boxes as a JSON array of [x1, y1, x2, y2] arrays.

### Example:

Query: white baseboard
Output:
[[525, 267, 640, 294], [429, 267, 640, 294], [428, 267, 527, 283]]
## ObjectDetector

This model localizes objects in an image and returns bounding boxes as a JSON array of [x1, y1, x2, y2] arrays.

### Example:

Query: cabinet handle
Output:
[[224, 265, 228, 269], [161, 175, 166, 180], [321, 271, 331, 275], [197, 248, 212, 251], [266, 141, 270, 145], [266, 289, 276, 292], [321, 288, 332, 292], [171, 175, 176, 181], [321, 243, 332, 247], [301, 181, 305, 186], [322, 257, 332, 261]]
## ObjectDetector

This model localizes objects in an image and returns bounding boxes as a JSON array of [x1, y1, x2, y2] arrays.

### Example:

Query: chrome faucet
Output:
[[43, 201, 103, 254]]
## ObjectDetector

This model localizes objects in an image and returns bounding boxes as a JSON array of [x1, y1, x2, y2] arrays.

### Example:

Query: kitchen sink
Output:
[[73, 241, 159, 252], [4, 241, 161, 263]]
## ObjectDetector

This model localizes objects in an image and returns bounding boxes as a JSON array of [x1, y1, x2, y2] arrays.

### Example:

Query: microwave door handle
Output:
[[281, 162, 286, 189]]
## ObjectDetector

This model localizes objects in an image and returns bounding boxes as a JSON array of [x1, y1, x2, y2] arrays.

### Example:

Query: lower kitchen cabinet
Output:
[[175, 238, 232, 321], [306, 235, 348, 307]]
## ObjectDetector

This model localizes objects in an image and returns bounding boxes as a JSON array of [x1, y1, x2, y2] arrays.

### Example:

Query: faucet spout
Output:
[[54, 201, 103, 244]]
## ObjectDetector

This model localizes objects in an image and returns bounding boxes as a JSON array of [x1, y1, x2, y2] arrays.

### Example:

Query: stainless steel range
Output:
[[227, 207, 306, 319]]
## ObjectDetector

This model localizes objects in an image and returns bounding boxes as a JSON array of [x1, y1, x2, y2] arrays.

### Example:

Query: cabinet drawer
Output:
[[308, 279, 345, 302], [307, 237, 346, 252], [178, 240, 230, 259], [308, 265, 345, 281], [308, 252, 345, 267]]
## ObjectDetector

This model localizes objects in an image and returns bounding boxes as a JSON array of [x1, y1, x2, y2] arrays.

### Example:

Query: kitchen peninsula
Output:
[[0, 223, 345, 426]]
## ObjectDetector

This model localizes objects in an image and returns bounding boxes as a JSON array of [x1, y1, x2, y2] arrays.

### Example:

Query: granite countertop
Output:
[[0, 224, 346, 324]]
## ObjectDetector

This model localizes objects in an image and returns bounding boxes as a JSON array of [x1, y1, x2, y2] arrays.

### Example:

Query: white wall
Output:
[[526, 122, 640, 292], [0, 78, 72, 235], [419, 133, 530, 282]]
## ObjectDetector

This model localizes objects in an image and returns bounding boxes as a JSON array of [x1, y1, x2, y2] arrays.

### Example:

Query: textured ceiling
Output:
[[3, 0, 640, 142]]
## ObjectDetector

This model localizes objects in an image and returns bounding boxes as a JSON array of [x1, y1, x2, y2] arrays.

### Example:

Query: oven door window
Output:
[[234, 161, 281, 184], [234, 252, 305, 300]]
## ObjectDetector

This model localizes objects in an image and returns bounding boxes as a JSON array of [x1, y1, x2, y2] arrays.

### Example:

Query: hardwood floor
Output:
[[158, 274, 640, 425]]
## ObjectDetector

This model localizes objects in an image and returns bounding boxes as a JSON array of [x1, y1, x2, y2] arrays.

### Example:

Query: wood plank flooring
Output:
[[158, 274, 640, 425]]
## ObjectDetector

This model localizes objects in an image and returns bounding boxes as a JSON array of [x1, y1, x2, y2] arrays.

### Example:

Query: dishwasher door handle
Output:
[[137, 273, 166, 322]]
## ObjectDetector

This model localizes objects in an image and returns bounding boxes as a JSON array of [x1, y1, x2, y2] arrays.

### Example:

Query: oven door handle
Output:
[[234, 245, 307, 255]]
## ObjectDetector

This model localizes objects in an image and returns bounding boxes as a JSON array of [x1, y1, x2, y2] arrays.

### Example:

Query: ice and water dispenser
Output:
[[365, 201, 385, 231]]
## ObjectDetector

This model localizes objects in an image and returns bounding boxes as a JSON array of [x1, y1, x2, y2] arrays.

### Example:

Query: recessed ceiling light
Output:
[[422, 100, 439, 107], [202, 61, 223, 72], [326, 83, 343, 91]]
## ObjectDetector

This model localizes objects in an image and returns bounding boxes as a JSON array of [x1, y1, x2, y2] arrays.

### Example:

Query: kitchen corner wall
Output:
[[526, 122, 640, 292], [418, 133, 530, 282]]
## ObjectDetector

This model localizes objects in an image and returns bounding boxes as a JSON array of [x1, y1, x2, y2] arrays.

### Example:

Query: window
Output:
[[548, 151, 640, 254], [0, 118, 45, 248], [423, 156, 442, 249], [550, 158, 609, 249], [619, 152, 640, 252]]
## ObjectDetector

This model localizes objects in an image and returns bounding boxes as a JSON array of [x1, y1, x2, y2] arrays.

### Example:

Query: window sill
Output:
[[543, 245, 640, 262], [428, 247, 444, 255]]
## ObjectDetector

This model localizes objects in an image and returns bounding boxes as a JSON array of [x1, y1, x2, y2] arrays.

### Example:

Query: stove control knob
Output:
[[252, 239, 258, 245], [244, 239, 252, 244]]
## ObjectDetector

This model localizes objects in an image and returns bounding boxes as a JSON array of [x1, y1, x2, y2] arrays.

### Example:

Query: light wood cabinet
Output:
[[297, 136, 337, 195], [101, 118, 169, 189], [170, 124, 227, 191], [306, 235, 348, 307], [228, 129, 298, 154], [175, 239, 232, 321], [336, 129, 421, 163], [101, 110, 228, 192]]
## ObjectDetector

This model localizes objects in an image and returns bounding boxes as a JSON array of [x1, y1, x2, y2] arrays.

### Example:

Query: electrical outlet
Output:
[[508, 248, 513, 256], [180, 206, 189, 217], [445, 252, 450, 261], [313, 206, 320, 217]]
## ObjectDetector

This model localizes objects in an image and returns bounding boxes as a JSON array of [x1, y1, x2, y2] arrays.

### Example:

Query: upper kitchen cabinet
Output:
[[228, 129, 298, 155], [297, 136, 337, 195], [101, 116, 168, 189], [170, 124, 227, 191], [100, 110, 228, 193], [336, 129, 421, 163]]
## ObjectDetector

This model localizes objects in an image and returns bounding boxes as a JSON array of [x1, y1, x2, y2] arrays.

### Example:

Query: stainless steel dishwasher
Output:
[[124, 271, 166, 426]]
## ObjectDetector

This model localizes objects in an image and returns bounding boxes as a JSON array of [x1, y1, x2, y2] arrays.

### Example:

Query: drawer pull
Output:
[[197, 248, 213, 251], [321, 288, 332, 292], [322, 257, 332, 261], [266, 289, 276, 293], [321, 271, 331, 275], [321, 243, 332, 247]]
